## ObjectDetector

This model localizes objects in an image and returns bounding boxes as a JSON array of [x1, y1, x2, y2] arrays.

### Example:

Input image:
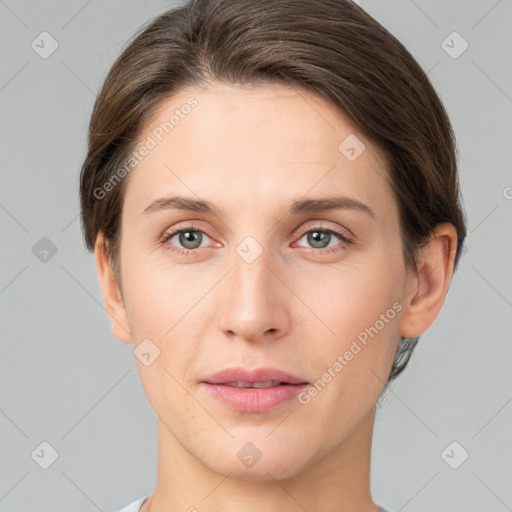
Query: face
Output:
[[108, 81, 412, 480]]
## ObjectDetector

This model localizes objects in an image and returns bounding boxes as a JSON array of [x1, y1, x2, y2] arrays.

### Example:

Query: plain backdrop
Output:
[[1, 1, 511, 511]]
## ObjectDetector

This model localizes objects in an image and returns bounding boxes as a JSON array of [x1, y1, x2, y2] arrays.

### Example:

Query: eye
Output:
[[161, 224, 354, 257], [161, 225, 213, 255], [294, 226, 354, 254]]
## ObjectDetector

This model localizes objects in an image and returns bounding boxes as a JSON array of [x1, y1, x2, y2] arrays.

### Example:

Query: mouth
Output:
[[200, 367, 310, 412], [222, 380, 292, 388], [201, 366, 309, 386]]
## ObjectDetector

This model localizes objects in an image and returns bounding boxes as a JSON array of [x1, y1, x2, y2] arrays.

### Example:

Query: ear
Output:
[[399, 222, 458, 338], [94, 232, 133, 345]]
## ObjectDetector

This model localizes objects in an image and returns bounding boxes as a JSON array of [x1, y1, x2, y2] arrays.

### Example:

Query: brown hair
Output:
[[79, 0, 467, 384]]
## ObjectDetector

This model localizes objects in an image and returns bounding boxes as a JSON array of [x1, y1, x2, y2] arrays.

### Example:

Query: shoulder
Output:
[[115, 496, 150, 512]]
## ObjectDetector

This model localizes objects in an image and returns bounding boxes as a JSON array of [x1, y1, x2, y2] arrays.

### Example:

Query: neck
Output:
[[143, 406, 379, 512]]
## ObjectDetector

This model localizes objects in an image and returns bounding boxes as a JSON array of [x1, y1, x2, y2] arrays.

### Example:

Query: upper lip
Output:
[[201, 367, 309, 385]]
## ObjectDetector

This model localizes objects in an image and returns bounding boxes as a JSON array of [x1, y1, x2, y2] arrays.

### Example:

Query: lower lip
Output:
[[201, 383, 309, 412]]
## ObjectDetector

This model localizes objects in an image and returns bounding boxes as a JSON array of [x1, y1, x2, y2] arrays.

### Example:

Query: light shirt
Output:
[[116, 496, 149, 512]]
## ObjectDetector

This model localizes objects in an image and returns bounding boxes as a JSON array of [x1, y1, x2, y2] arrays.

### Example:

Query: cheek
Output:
[[120, 249, 191, 333], [122, 255, 210, 372], [298, 260, 403, 394], [301, 261, 402, 336]]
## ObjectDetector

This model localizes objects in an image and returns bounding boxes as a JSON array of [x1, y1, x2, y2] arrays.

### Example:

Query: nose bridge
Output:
[[233, 239, 272, 298], [218, 234, 287, 340]]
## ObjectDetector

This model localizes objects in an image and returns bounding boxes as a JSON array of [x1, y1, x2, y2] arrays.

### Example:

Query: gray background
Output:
[[1, 0, 511, 511]]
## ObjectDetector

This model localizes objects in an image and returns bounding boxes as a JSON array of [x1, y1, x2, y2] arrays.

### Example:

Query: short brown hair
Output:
[[79, 0, 467, 384]]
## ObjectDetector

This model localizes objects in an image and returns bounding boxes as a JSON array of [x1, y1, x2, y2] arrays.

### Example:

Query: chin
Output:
[[200, 446, 311, 482]]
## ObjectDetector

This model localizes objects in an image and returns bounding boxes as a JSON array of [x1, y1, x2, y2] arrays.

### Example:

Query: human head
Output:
[[80, 0, 466, 387]]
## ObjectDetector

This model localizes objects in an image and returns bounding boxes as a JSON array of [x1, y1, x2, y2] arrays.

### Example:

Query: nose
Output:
[[217, 242, 291, 343]]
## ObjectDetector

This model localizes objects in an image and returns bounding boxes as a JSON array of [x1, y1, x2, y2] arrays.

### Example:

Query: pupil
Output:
[[181, 231, 201, 249], [309, 231, 329, 248]]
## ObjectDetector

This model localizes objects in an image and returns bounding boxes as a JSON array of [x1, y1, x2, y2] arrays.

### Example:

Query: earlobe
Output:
[[94, 233, 133, 345], [399, 223, 458, 338]]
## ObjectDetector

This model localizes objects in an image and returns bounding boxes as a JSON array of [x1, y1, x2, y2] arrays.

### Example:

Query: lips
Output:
[[201, 367, 309, 386], [200, 367, 310, 412]]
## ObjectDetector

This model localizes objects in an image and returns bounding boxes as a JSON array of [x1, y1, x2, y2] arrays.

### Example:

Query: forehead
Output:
[[124, 81, 396, 223]]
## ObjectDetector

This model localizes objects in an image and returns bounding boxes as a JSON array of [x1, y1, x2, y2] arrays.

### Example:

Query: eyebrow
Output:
[[142, 194, 376, 220]]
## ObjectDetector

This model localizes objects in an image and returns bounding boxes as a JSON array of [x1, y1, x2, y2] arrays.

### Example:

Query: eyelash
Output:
[[161, 224, 354, 256]]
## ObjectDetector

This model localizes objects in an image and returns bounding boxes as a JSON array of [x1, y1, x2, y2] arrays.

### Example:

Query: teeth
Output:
[[224, 380, 283, 388]]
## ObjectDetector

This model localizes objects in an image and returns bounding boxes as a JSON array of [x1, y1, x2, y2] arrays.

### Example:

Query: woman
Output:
[[79, 0, 467, 510]]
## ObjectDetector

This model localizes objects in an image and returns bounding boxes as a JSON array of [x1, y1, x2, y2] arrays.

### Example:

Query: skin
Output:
[[94, 81, 457, 512]]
